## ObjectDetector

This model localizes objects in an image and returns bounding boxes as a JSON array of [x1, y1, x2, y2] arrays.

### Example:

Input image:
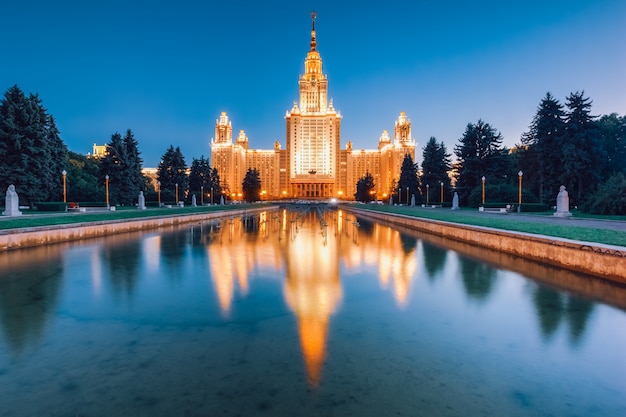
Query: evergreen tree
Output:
[[188, 155, 212, 200], [421, 137, 452, 203], [519, 92, 566, 203], [210, 167, 222, 203], [242, 168, 261, 202], [0, 85, 68, 206], [122, 129, 145, 203], [157, 145, 188, 202], [354, 172, 376, 202], [454, 119, 508, 205], [561, 91, 597, 203], [98, 130, 144, 205], [595, 113, 626, 179], [397, 153, 420, 204]]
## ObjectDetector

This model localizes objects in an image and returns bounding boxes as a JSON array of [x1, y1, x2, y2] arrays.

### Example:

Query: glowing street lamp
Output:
[[426, 184, 429, 205], [105, 175, 110, 208], [440, 181, 444, 204], [62, 170, 67, 203], [518, 170, 523, 210], [175, 183, 179, 204], [481, 176, 486, 206], [157, 181, 161, 206]]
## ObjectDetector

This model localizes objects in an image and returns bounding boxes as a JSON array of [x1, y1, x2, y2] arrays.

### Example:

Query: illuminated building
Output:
[[211, 13, 416, 200]]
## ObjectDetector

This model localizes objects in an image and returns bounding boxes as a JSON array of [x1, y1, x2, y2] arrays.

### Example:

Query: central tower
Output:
[[285, 12, 342, 198]]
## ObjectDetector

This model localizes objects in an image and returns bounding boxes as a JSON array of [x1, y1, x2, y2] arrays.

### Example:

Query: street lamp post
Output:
[[406, 187, 409, 205], [211, 186, 214, 205], [398, 187, 401, 204], [518, 170, 523, 212], [62, 170, 67, 203], [175, 183, 179, 205], [157, 181, 161, 207], [201, 186, 204, 205], [481, 176, 486, 206], [440, 181, 444, 204], [426, 184, 429, 205], [105, 175, 110, 208]]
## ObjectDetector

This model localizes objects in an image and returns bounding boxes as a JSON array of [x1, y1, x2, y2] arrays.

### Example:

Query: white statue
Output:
[[3, 184, 22, 216], [554, 185, 572, 217]]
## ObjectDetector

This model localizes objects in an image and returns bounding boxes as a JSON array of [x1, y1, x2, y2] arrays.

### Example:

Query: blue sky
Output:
[[2, 0, 625, 167]]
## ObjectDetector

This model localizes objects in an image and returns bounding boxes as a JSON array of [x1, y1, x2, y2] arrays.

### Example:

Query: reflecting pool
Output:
[[0, 207, 625, 416]]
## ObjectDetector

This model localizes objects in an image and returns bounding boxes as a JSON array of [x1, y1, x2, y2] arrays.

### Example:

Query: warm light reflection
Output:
[[283, 210, 342, 386], [142, 236, 161, 273], [207, 211, 283, 317]]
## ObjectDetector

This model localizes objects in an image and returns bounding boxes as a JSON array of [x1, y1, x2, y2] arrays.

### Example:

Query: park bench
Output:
[[479, 205, 514, 213]]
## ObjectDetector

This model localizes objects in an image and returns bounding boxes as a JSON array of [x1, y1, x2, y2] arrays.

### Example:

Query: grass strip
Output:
[[347, 205, 626, 248], [0, 204, 261, 231]]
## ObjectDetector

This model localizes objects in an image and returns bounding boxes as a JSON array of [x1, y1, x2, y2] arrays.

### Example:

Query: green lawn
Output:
[[345, 204, 626, 248], [3, 202, 625, 248], [0, 204, 261, 231]]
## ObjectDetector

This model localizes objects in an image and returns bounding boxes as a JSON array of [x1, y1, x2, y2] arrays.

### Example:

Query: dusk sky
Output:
[[2, 0, 625, 167]]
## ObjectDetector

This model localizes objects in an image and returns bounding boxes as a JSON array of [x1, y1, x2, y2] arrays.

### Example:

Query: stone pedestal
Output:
[[3, 185, 22, 216], [554, 185, 572, 217]]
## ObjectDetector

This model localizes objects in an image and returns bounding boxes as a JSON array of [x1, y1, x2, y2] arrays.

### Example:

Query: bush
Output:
[[520, 203, 550, 212], [582, 173, 626, 215], [36, 202, 67, 212]]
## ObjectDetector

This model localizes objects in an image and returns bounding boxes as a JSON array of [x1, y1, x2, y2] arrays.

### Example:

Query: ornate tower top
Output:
[[310, 11, 317, 51]]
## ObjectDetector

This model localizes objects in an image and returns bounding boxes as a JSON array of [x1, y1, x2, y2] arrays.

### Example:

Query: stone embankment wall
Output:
[[343, 207, 626, 284], [0, 207, 274, 252]]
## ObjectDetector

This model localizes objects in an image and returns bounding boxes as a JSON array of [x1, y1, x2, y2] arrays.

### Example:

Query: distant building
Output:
[[89, 143, 107, 159], [211, 13, 416, 200]]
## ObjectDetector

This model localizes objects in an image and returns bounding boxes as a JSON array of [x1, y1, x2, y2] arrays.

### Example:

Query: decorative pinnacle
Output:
[[310, 11, 317, 50]]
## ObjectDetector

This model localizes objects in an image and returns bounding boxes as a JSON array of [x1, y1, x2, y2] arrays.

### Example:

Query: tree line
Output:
[[355, 91, 625, 214], [0, 85, 222, 207], [2, 85, 624, 213]]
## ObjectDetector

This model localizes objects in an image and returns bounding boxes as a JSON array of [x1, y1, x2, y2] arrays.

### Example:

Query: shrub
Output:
[[520, 203, 550, 212], [582, 173, 626, 215], [36, 202, 67, 212]]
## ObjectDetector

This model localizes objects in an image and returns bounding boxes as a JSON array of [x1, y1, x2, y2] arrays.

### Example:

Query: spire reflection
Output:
[[283, 209, 342, 386]]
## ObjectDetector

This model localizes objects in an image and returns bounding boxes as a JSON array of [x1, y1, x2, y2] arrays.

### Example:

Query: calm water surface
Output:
[[0, 207, 625, 417]]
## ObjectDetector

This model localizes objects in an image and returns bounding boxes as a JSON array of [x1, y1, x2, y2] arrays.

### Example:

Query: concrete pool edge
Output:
[[343, 206, 626, 284], [0, 206, 277, 252]]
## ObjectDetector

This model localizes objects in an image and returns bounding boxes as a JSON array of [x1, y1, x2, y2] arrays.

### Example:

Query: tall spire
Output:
[[310, 11, 317, 51]]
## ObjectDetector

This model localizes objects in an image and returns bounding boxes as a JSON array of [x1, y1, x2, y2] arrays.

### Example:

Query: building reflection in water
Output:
[[0, 207, 621, 386], [207, 212, 283, 317], [339, 216, 418, 307], [283, 209, 342, 386], [203, 208, 419, 384]]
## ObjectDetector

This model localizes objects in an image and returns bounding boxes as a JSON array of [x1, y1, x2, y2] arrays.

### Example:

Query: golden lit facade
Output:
[[210, 13, 416, 200]]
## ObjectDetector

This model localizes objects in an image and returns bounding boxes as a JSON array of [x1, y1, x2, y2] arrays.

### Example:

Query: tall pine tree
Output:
[[421, 137, 452, 203], [157, 145, 188, 202], [0, 85, 67, 206], [519, 92, 566, 203], [454, 119, 508, 205], [561, 91, 597, 203], [98, 129, 144, 205], [397, 153, 420, 204]]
